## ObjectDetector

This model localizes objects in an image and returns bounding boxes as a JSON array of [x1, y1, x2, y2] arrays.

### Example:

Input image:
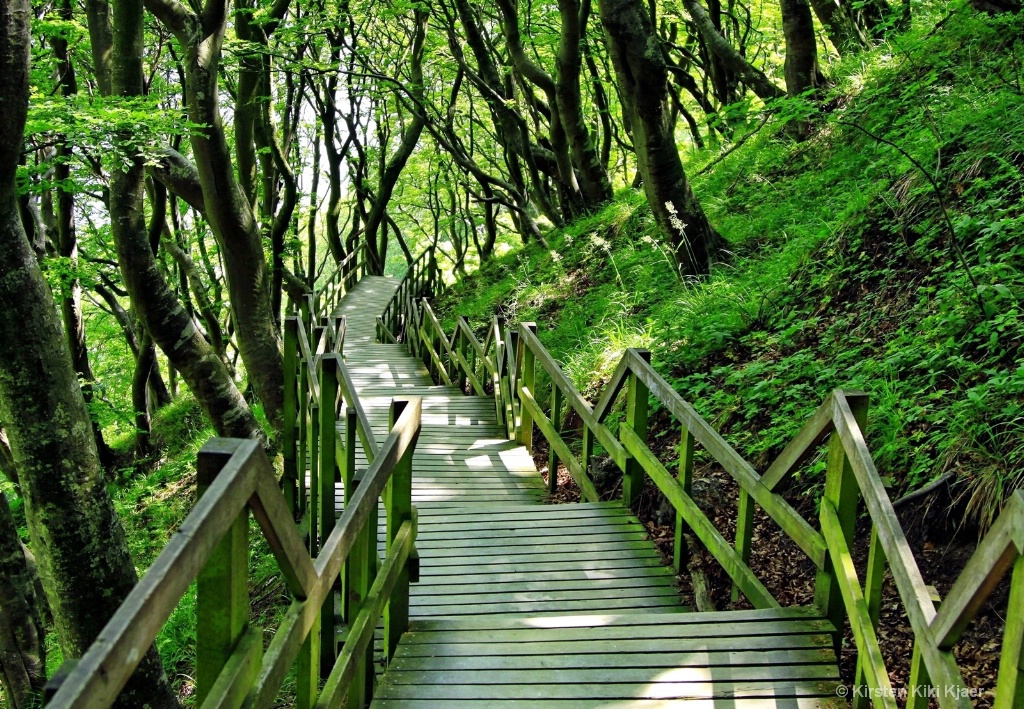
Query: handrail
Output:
[[405, 308, 1024, 709], [45, 395, 421, 707], [377, 246, 438, 346], [312, 242, 367, 317]]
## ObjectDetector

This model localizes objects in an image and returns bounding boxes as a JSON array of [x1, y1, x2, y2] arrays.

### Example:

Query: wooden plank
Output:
[[621, 424, 778, 610], [627, 351, 827, 568], [381, 664, 839, 686], [412, 536, 656, 554], [411, 577, 675, 596], [416, 521, 647, 541], [418, 548, 663, 566], [372, 699, 839, 708], [830, 391, 970, 703], [387, 647, 836, 671], [403, 618, 832, 644], [409, 585, 681, 605], [373, 679, 839, 700], [820, 500, 894, 706], [409, 597, 686, 616], [410, 565, 673, 585], [393, 632, 832, 658], [406, 606, 824, 631], [416, 558, 668, 576], [519, 386, 598, 501], [415, 516, 644, 534]]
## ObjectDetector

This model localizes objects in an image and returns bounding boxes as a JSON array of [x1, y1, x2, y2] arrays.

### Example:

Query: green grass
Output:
[[438, 5, 1024, 530]]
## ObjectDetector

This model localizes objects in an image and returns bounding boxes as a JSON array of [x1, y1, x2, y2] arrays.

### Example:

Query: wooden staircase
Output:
[[48, 254, 1024, 709], [335, 277, 843, 706]]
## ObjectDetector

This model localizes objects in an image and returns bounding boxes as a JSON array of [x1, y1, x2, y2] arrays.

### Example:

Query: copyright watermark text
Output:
[[836, 685, 988, 700]]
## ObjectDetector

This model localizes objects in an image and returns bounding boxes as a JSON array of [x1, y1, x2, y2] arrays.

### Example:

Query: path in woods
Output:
[[335, 277, 842, 707]]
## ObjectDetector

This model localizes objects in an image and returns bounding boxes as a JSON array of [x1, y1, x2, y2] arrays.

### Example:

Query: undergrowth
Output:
[[438, 5, 1024, 533]]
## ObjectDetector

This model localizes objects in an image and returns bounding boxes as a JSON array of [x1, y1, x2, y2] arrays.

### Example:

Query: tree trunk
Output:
[[0, 2, 177, 703], [133, 332, 155, 455], [781, 0, 818, 139], [598, 0, 726, 275], [101, 0, 262, 442], [807, 0, 865, 55], [682, 0, 785, 101], [145, 0, 285, 431], [0, 492, 45, 707], [555, 0, 614, 206]]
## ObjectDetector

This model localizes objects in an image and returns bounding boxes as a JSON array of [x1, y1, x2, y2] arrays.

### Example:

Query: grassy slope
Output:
[[438, 6, 1024, 531]]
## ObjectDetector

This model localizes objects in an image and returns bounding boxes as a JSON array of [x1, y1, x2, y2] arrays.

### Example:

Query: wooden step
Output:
[[372, 609, 840, 706]]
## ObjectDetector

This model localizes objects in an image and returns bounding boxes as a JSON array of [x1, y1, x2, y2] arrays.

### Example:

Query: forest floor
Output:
[[438, 6, 1023, 705]]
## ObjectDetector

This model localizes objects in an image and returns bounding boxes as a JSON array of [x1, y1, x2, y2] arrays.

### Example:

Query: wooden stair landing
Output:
[[373, 609, 841, 707], [333, 277, 841, 706]]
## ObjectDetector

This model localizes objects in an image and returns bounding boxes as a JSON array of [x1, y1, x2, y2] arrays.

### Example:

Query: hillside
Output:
[[436, 6, 1023, 700]]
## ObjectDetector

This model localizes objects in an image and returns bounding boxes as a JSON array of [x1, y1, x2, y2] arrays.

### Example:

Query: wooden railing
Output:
[[377, 246, 438, 346], [311, 242, 367, 319], [382, 301, 1024, 709], [45, 397, 421, 708], [46, 243, 424, 707]]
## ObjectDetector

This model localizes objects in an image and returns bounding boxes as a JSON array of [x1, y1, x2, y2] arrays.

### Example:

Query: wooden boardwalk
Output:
[[335, 277, 842, 706]]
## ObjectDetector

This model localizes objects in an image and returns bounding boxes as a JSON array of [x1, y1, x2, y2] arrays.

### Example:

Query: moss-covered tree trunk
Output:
[[0, 492, 45, 707], [0, 1, 177, 704], [597, 0, 726, 275]]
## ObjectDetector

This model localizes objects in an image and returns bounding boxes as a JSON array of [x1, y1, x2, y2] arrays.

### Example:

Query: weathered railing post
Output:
[[297, 355, 310, 519], [428, 246, 438, 292], [517, 323, 537, 453], [623, 350, 651, 507], [733, 489, 753, 603], [548, 385, 563, 494], [673, 426, 695, 574], [196, 441, 259, 705], [456, 321, 468, 392], [308, 396, 320, 553], [283, 317, 299, 514], [996, 557, 1024, 708], [344, 472, 375, 708], [384, 400, 416, 662], [493, 316, 508, 433], [319, 357, 339, 554], [815, 391, 868, 655]]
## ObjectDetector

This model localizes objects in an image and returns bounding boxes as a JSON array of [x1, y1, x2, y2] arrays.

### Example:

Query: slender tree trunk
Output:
[[0, 2, 177, 703], [598, 0, 726, 275], [808, 0, 865, 55], [145, 0, 285, 431], [101, 0, 263, 442], [133, 333, 155, 455], [53, 0, 115, 467], [682, 0, 785, 101], [781, 0, 819, 139], [556, 0, 614, 206]]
